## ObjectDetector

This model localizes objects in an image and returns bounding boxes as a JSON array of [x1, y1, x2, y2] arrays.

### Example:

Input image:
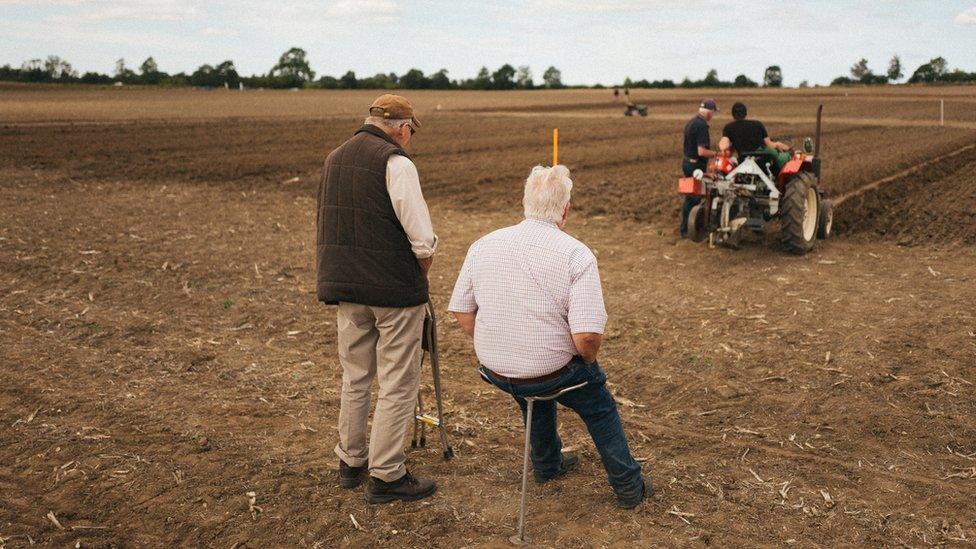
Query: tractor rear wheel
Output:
[[817, 197, 833, 239], [688, 204, 707, 242], [780, 172, 819, 254]]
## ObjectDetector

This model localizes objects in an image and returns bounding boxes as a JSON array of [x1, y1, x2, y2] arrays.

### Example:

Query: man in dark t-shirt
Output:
[[722, 117, 766, 153], [679, 99, 719, 237], [720, 102, 790, 171]]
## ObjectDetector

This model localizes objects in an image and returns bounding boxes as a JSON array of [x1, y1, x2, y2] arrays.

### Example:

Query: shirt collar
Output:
[[522, 217, 561, 230]]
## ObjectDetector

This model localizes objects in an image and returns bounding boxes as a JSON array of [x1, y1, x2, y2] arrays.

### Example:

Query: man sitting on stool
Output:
[[448, 165, 650, 509]]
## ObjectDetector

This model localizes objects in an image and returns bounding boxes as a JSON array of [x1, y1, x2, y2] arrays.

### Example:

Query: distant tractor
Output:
[[678, 105, 832, 254], [624, 102, 648, 117]]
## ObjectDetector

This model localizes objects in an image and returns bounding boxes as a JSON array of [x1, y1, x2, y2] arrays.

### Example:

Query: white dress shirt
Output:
[[448, 218, 608, 378], [387, 155, 437, 258]]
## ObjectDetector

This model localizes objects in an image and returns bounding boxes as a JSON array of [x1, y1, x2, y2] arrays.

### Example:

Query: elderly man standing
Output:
[[448, 165, 650, 508], [317, 94, 438, 504], [680, 99, 719, 238]]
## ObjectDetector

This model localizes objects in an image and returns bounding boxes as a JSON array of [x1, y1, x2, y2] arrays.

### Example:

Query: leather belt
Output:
[[482, 361, 575, 385]]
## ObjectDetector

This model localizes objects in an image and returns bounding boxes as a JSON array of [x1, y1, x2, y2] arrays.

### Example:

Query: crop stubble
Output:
[[0, 87, 974, 547]]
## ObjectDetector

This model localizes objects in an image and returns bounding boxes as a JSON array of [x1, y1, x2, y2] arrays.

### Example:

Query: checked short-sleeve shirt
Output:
[[448, 218, 608, 378]]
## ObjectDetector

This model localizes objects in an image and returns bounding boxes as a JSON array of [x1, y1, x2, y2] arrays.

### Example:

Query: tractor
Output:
[[677, 105, 832, 254], [624, 102, 648, 117]]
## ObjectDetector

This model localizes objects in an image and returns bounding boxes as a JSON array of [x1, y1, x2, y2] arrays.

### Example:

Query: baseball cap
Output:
[[700, 99, 720, 112], [369, 94, 421, 132]]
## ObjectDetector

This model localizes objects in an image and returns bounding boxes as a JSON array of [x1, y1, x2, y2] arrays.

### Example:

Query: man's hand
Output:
[[418, 256, 433, 284], [765, 137, 790, 152], [572, 332, 602, 364], [452, 311, 477, 337], [697, 145, 717, 159]]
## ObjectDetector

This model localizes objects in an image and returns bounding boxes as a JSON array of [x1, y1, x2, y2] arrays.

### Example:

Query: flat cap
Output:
[[369, 94, 421, 131]]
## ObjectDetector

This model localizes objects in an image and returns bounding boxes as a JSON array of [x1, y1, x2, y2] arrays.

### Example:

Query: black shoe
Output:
[[339, 460, 368, 489], [617, 476, 653, 509], [534, 452, 580, 484], [365, 471, 437, 504]]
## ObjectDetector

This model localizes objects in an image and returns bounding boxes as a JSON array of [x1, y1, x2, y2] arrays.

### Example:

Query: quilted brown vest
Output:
[[316, 125, 428, 307]]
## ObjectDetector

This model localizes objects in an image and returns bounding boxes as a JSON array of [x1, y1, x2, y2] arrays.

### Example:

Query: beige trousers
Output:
[[334, 301, 425, 482]]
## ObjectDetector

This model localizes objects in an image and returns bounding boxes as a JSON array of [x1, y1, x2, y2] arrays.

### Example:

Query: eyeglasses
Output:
[[405, 124, 416, 136]]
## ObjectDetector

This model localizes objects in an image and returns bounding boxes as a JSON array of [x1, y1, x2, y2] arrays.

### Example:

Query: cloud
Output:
[[1, 18, 198, 52], [2, 0, 202, 22], [955, 6, 976, 25], [325, 0, 398, 18], [526, 0, 666, 12], [200, 26, 240, 38], [227, 0, 400, 31]]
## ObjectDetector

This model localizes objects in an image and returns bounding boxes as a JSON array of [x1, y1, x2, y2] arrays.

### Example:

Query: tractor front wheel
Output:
[[780, 172, 819, 254]]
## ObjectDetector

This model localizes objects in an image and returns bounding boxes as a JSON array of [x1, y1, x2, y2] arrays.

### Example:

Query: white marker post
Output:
[[940, 99, 945, 127]]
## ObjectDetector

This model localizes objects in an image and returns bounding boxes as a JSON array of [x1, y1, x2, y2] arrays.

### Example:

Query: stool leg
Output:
[[512, 400, 533, 544], [410, 388, 423, 448]]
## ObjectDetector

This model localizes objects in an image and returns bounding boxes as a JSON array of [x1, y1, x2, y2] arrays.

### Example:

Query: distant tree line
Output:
[[318, 65, 565, 90], [830, 55, 976, 86], [2, 49, 975, 90], [0, 48, 318, 89], [618, 66, 783, 89], [0, 48, 566, 90]]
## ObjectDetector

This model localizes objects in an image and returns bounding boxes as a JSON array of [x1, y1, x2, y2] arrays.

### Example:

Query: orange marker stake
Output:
[[553, 128, 559, 165]]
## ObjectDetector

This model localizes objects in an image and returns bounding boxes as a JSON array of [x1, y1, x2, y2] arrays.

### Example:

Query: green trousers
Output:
[[757, 145, 791, 171]]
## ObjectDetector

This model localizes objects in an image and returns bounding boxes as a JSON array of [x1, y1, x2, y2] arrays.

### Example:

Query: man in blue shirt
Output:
[[680, 99, 719, 237]]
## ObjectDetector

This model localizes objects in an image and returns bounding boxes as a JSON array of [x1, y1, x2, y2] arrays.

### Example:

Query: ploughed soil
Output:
[[836, 146, 976, 246], [1, 88, 975, 548]]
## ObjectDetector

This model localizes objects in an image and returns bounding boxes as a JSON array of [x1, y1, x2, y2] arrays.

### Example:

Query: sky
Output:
[[2, 0, 975, 87]]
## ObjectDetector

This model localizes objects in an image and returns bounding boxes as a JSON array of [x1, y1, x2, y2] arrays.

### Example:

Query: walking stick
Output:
[[411, 352, 427, 449], [412, 301, 454, 460]]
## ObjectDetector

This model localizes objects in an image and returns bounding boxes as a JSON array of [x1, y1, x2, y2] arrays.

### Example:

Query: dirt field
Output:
[[1, 86, 975, 548]]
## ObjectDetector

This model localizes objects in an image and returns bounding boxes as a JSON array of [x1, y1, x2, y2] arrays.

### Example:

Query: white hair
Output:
[[365, 115, 411, 129], [523, 165, 573, 223], [698, 107, 712, 117]]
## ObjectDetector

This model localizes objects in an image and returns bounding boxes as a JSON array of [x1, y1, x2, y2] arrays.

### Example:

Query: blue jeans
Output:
[[480, 358, 644, 499]]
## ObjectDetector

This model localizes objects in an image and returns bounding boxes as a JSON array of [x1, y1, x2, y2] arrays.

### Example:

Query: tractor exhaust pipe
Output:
[[813, 104, 823, 179]]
